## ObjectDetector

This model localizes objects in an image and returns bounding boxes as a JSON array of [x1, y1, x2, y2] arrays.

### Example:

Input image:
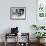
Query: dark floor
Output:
[[0, 42, 46, 46]]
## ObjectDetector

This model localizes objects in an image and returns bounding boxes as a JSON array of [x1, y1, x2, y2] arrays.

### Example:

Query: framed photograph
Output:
[[10, 7, 26, 20]]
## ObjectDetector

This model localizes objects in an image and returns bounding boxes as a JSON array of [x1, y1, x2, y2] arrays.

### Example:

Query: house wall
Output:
[[0, 0, 38, 42]]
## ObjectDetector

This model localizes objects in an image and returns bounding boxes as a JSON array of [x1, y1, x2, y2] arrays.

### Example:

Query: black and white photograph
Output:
[[10, 7, 26, 20]]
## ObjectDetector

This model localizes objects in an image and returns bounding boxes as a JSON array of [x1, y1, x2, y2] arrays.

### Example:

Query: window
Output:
[[37, 0, 46, 18]]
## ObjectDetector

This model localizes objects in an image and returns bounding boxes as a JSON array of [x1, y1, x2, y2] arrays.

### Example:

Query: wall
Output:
[[0, 0, 36, 42]]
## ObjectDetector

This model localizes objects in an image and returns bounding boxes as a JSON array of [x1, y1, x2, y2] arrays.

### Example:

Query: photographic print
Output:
[[10, 7, 26, 20]]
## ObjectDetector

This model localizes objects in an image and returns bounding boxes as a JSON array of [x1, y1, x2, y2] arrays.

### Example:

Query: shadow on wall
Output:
[[2, 28, 11, 34]]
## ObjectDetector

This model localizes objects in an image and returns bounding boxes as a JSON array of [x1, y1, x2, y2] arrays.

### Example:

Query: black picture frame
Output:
[[10, 7, 26, 20]]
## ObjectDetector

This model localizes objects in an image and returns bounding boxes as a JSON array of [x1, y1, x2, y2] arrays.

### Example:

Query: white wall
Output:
[[0, 0, 37, 42]]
